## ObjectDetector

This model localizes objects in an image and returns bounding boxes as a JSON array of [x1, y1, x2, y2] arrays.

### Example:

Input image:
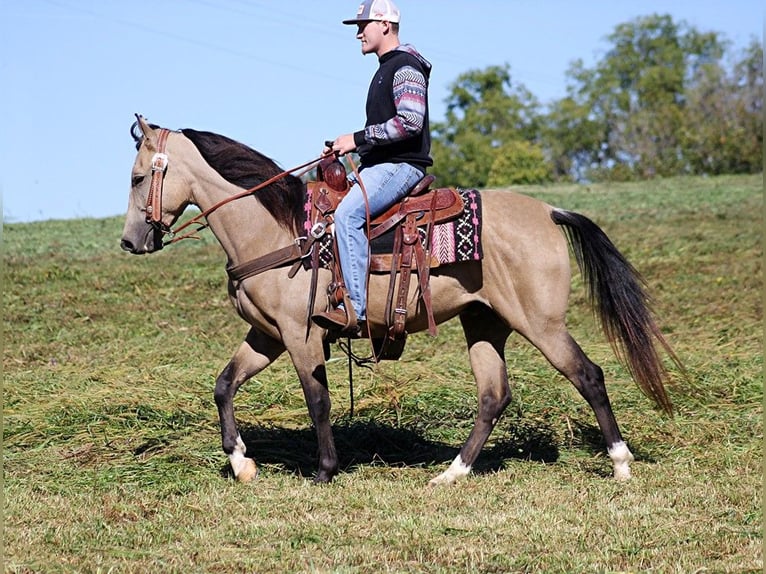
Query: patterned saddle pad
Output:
[[307, 188, 483, 269]]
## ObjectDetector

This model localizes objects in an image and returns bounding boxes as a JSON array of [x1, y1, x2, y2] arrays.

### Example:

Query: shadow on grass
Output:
[[233, 418, 560, 479], [566, 417, 656, 465]]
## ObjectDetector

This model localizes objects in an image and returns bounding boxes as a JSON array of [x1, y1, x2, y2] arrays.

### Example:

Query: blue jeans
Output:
[[334, 162, 424, 321]]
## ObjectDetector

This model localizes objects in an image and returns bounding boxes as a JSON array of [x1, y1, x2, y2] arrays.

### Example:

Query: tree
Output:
[[540, 78, 604, 181], [430, 64, 552, 188], [543, 14, 741, 180], [681, 39, 763, 174], [487, 140, 551, 186], [434, 15, 762, 184]]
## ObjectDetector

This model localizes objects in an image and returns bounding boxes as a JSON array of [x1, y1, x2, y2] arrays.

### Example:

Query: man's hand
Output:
[[325, 134, 357, 156]]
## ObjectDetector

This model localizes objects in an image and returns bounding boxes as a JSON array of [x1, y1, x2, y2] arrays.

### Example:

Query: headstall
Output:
[[144, 128, 171, 233]]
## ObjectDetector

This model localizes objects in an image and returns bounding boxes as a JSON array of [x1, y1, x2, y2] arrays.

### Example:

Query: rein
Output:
[[144, 128, 328, 245]]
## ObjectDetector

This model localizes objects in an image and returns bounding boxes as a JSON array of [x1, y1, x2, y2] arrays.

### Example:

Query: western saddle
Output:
[[306, 157, 464, 360]]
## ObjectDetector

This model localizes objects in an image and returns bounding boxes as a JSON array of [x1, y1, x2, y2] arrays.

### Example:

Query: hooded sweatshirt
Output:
[[352, 44, 433, 172]]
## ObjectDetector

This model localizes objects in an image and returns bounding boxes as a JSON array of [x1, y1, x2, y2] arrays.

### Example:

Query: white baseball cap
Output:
[[342, 0, 400, 25]]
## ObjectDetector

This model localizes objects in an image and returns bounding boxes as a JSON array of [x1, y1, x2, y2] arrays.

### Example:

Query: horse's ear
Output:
[[134, 114, 158, 150]]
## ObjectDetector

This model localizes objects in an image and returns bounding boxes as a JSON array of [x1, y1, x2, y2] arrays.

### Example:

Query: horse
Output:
[[121, 115, 681, 485]]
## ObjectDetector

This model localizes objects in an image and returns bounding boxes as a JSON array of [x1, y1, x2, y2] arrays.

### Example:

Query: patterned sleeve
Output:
[[363, 65, 427, 145]]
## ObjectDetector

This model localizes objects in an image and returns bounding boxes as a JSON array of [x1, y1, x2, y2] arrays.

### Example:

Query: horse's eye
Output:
[[132, 175, 146, 187]]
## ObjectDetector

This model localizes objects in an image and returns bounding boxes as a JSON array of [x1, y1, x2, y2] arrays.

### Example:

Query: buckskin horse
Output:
[[121, 115, 681, 485]]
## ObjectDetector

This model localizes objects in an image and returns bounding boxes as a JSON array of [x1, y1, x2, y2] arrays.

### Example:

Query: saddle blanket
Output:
[[304, 187, 483, 269], [424, 188, 483, 264]]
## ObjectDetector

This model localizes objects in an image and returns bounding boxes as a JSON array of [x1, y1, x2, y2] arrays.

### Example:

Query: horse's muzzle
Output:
[[120, 225, 165, 254], [120, 238, 146, 254]]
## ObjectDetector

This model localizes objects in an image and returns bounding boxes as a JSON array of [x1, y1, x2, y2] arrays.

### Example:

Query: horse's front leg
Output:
[[214, 327, 285, 482], [285, 335, 339, 483]]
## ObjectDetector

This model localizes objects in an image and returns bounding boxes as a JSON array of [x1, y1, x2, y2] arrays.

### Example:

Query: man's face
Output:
[[356, 20, 387, 55]]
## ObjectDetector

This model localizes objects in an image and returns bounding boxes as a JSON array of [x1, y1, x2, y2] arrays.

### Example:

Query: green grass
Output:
[[4, 174, 762, 573]]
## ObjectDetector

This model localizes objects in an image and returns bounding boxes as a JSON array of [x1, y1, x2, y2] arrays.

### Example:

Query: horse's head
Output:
[[120, 115, 191, 254]]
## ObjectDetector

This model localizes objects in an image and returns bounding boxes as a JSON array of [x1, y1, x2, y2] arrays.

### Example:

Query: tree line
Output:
[[430, 14, 762, 186]]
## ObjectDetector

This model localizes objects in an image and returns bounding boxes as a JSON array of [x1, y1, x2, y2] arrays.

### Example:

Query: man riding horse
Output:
[[121, 3, 681, 487], [312, 0, 433, 338]]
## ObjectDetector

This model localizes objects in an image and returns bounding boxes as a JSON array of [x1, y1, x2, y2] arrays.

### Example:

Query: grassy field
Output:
[[4, 174, 762, 573]]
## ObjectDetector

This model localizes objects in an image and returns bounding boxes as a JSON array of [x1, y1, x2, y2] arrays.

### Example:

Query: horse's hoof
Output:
[[235, 458, 259, 482], [313, 470, 335, 484], [613, 466, 632, 481], [428, 474, 454, 487]]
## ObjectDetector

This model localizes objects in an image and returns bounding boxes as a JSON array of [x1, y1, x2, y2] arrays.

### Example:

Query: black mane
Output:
[[181, 128, 306, 235]]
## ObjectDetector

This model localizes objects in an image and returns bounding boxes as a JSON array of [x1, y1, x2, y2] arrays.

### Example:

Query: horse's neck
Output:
[[190, 175, 293, 267]]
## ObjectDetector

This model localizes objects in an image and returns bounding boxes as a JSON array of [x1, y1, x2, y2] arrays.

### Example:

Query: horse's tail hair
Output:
[[551, 208, 682, 416]]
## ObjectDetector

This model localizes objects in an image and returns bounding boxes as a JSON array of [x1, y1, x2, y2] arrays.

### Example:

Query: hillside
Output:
[[4, 174, 762, 573]]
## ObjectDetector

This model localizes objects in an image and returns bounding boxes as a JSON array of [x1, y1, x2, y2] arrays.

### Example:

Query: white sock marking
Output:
[[229, 434, 250, 477], [429, 454, 472, 486], [608, 441, 634, 481]]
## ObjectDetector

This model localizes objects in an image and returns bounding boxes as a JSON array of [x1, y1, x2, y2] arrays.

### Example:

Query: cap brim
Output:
[[342, 17, 374, 25]]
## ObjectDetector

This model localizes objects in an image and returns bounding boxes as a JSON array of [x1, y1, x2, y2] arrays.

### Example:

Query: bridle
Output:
[[140, 127, 327, 245], [144, 128, 171, 235]]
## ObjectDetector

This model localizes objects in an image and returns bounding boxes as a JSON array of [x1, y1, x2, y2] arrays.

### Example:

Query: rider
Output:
[[312, 0, 433, 336]]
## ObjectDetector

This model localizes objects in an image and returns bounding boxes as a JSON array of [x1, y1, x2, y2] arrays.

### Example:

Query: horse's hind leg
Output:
[[430, 304, 512, 486], [214, 327, 285, 482], [528, 327, 634, 480]]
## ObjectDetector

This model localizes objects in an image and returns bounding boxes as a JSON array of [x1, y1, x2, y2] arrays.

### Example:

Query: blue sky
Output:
[[2, 0, 761, 222]]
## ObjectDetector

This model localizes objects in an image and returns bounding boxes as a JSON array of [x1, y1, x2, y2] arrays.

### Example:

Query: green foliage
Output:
[[3, 175, 762, 572], [681, 39, 763, 175], [553, 15, 763, 180], [432, 14, 762, 184], [430, 64, 543, 188], [487, 140, 553, 186]]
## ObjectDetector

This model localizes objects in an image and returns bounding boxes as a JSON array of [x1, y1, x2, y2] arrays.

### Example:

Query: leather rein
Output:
[[144, 128, 327, 245]]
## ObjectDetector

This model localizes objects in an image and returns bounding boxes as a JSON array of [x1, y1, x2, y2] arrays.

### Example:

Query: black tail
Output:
[[552, 209, 682, 415]]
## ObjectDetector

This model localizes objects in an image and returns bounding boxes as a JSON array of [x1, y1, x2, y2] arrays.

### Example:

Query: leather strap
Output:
[[145, 128, 170, 226], [390, 213, 418, 340], [416, 191, 438, 336], [227, 242, 304, 283], [304, 241, 321, 340]]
